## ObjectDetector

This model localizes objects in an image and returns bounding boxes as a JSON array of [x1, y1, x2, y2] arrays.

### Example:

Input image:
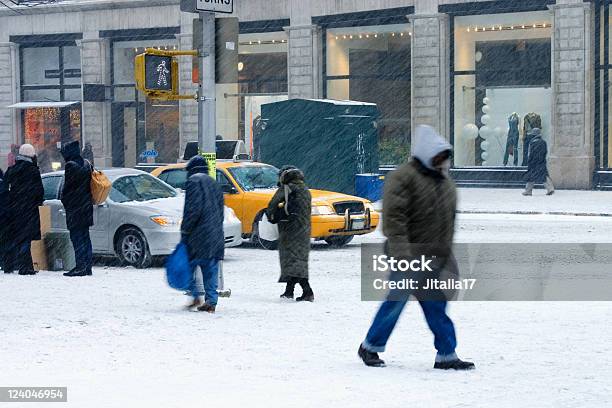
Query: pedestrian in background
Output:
[[358, 125, 474, 370], [181, 156, 225, 313], [7, 144, 18, 168], [4, 144, 44, 275], [61, 141, 94, 277], [0, 168, 14, 273], [523, 128, 555, 196], [267, 165, 313, 302], [82, 142, 95, 167]]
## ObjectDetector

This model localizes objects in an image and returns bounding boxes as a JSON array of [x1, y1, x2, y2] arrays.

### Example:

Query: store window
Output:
[[236, 31, 288, 150], [325, 24, 411, 166], [111, 39, 180, 166], [20, 42, 82, 173], [595, 4, 612, 170], [453, 11, 552, 167]]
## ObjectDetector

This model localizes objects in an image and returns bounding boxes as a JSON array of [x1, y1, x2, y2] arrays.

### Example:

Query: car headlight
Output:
[[150, 216, 182, 227], [312, 205, 335, 216]]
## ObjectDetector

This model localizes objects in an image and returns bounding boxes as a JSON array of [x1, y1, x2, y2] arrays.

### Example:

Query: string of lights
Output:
[[333, 32, 411, 40], [240, 39, 287, 46], [466, 23, 550, 32]]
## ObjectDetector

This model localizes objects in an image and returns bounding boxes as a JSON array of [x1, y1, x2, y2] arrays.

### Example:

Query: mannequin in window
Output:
[[504, 113, 520, 166], [521, 112, 542, 166]]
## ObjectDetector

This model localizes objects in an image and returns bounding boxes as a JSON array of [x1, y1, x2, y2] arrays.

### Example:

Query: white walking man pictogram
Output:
[[156, 60, 170, 87]]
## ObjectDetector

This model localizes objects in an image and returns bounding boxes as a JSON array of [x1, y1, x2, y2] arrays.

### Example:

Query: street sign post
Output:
[[180, 0, 234, 14]]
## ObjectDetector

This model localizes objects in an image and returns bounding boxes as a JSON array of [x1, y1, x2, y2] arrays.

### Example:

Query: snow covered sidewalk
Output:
[[457, 188, 612, 217], [375, 188, 612, 217]]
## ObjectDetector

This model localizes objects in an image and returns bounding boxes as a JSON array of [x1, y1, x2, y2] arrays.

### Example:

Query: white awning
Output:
[[7, 101, 80, 109]]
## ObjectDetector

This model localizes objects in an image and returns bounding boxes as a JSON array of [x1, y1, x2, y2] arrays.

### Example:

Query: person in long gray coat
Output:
[[266, 166, 313, 302]]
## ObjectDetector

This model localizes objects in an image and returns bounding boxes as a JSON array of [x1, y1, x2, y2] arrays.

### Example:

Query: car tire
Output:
[[117, 228, 152, 268], [252, 213, 278, 250], [325, 235, 354, 248]]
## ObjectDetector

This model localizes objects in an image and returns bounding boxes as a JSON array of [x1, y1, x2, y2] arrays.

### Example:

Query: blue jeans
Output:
[[189, 259, 219, 306], [69, 228, 93, 273], [363, 300, 457, 356]]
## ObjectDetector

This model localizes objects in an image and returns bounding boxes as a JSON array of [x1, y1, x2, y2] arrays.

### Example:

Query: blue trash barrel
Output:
[[355, 173, 385, 202]]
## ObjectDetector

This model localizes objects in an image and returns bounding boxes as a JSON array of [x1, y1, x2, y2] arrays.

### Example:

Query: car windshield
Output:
[[110, 174, 177, 203], [228, 165, 279, 191]]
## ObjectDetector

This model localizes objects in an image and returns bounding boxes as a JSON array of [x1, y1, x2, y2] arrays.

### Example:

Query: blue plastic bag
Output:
[[166, 242, 193, 291]]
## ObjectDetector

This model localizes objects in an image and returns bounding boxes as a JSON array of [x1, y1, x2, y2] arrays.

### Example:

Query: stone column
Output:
[[0, 42, 18, 170], [548, 1, 594, 189], [284, 24, 322, 99], [408, 13, 450, 140], [78, 35, 112, 167], [176, 30, 198, 152]]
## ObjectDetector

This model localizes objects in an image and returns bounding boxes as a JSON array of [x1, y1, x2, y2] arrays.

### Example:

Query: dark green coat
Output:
[[383, 158, 456, 261], [267, 177, 311, 282]]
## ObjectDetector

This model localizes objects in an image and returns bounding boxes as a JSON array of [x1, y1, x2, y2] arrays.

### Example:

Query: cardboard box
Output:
[[31, 240, 48, 271], [31, 206, 51, 271]]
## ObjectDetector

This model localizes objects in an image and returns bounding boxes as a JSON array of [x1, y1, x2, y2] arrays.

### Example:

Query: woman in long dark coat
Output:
[[5, 144, 44, 275], [266, 166, 313, 302], [0, 169, 14, 273], [523, 128, 555, 196]]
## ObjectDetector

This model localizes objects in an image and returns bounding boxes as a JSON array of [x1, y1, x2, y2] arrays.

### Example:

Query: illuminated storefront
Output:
[[315, 8, 413, 166], [7, 35, 82, 173]]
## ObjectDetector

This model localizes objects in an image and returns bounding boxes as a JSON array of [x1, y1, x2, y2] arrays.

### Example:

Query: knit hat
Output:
[[186, 155, 209, 177], [61, 140, 82, 162], [19, 144, 36, 158]]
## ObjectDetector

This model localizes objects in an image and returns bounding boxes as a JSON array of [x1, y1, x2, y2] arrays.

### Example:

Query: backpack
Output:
[[90, 165, 111, 205]]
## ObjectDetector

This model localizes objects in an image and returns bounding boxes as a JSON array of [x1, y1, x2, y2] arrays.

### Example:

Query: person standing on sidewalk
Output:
[[522, 128, 554, 196], [5, 144, 44, 275], [358, 125, 475, 371], [267, 166, 313, 302], [181, 156, 225, 313], [0, 169, 15, 273], [61, 141, 94, 277]]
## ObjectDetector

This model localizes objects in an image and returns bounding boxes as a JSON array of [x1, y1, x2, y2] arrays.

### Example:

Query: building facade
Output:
[[0, 0, 608, 189]]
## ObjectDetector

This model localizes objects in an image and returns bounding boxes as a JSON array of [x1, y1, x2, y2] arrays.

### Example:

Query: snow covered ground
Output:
[[457, 188, 612, 216], [1, 213, 612, 408]]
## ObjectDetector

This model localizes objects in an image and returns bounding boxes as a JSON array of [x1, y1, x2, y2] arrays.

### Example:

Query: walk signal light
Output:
[[135, 49, 179, 98]]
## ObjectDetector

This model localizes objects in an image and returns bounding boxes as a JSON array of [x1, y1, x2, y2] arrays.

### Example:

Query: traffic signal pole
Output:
[[199, 11, 216, 154]]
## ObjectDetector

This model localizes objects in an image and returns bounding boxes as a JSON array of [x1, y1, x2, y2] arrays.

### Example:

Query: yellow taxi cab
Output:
[[151, 160, 380, 248]]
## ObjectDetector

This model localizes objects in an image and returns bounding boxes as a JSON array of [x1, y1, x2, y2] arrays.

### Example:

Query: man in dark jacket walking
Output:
[[181, 156, 224, 313], [266, 166, 313, 302], [358, 125, 474, 370], [522, 128, 554, 196], [61, 141, 94, 277], [5, 144, 44, 275], [0, 169, 15, 273]]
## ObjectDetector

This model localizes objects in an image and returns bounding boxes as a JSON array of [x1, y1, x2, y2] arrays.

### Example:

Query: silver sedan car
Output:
[[41, 168, 242, 268]]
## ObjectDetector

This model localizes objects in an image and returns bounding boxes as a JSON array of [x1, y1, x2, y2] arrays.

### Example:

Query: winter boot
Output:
[[63, 269, 89, 277], [197, 303, 216, 313], [434, 359, 475, 370], [280, 281, 296, 299], [296, 279, 314, 302], [358, 344, 385, 367], [185, 297, 203, 311]]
